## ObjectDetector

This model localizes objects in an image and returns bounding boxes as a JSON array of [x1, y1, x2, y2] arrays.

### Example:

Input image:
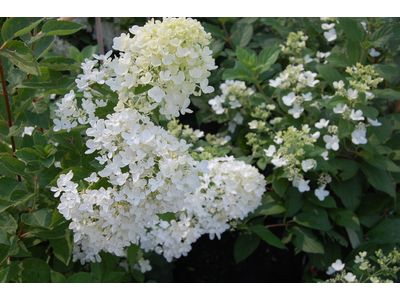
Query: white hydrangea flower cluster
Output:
[[108, 17, 217, 119], [140, 156, 266, 262], [269, 64, 319, 93], [280, 31, 308, 55], [53, 17, 217, 132], [53, 90, 107, 132], [281, 91, 313, 119], [264, 125, 321, 193], [52, 107, 210, 264], [208, 80, 254, 133], [328, 64, 384, 145]]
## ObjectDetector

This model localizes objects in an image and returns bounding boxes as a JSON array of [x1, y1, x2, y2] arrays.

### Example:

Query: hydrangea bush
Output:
[[0, 16, 399, 283]]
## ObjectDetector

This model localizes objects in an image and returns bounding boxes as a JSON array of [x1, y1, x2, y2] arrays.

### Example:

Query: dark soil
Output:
[[172, 230, 305, 283]]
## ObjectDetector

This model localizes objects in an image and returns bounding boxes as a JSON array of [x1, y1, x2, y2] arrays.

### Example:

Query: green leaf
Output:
[[0, 266, 10, 283], [21, 208, 53, 228], [0, 177, 26, 200], [365, 154, 400, 172], [103, 271, 125, 283], [316, 64, 346, 89], [42, 20, 83, 36], [40, 57, 79, 71], [33, 35, 56, 59], [132, 269, 145, 283], [308, 195, 337, 208], [0, 244, 10, 265], [232, 23, 253, 48], [67, 272, 93, 283], [15, 148, 42, 162], [329, 208, 361, 231], [272, 177, 289, 198], [222, 68, 254, 82], [374, 63, 400, 84], [0, 156, 27, 176], [367, 218, 400, 244], [1, 17, 44, 42], [51, 270, 67, 283], [252, 201, 286, 217], [50, 233, 73, 266], [338, 118, 355, 139], [236, 46, 256, 69], [338, 17, 366, 43], [346, 40, 364, 65], [371, 23, 400, 48], [9, 189, 34, 207], [345, 241, 378, 263], [361, 164, 396, 198], [25, 101, 50, 129], [202, 23, 225, 39], [326, 230, 348, 247], [256, 46, 281, 74], [249, 225, 286, 249], [0, 41, 40, 75], [30, 222, 70, 239], [294, 208, 332, 231], [0, 212, 18, 234], [372, 89, 400, 100], [234, 231, 260, 263], [330, 174, 362, 211], [368, 117, 392, 146], [9, 240, 31, 258], [284, 186, 303, 217], [21, 258, 52, 283], [292, 227, 324, 254], [210, 39, 225, 58], [0, 227, 8, 245], [133, 84, 153, 95], [127, 243, 140, 271]]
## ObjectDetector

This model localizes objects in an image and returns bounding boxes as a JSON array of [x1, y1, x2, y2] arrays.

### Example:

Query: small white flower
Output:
[[354, 255, 364, 264], [324, 28, 337, 42], [304, 55, 314, 63], [292, 177, 310, 193], [321, 23, 335, 30], [344, 272, 356, 282], [323, 135, 340, 151], [248, 120, 258, 129], [369, 48, 380, 57], [288, 103, 304, 119], [84, 172, 99, 183], [331, 259, 345, 271], [271, 154, 287, 167], [22, 126, 35, 137], [264, 145, 276, 157], [370, 277, 380, 283], [315, 118, 329, 129], [302, 92, 313, 101], [333, 80, 345, 90], [321, 150, 329, 161], [315, 186, 329, 201], [349, 109, 364, 121], [301, 159, 316, 172], [359, 261, 369, 270], [347, 89, 358, 100], [326, 266, 336, 275], [282, 92, 297, 106], [351, 128, 367, 145], [269, 77, 282, 88], [333, 103, 348, 114], [367, 118, 381, 126]]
